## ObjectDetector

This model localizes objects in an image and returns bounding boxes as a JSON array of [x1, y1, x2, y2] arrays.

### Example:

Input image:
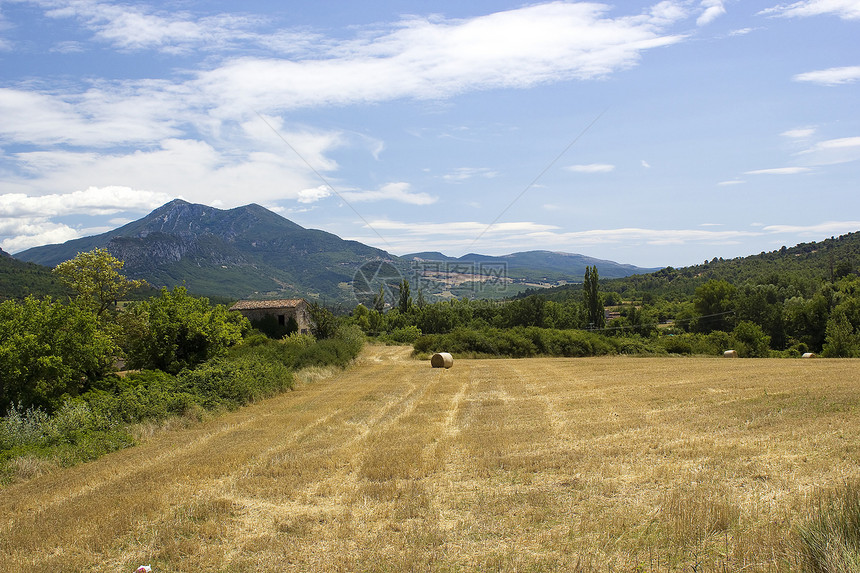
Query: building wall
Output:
[[236, 301, 312, 334]]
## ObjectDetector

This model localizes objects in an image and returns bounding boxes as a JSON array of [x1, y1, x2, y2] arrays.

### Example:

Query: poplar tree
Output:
[[583, 266, 605, 330]]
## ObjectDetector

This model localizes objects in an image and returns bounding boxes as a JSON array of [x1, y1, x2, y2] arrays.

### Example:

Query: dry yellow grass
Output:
[[1, 346, 859, 572]]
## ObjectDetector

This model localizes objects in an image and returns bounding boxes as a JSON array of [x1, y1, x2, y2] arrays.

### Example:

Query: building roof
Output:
[[229, 299, 306, 311]]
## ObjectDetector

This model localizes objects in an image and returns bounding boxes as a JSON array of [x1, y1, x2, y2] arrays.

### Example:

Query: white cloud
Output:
[[194, 3, 688, 116], [366, 219, 558, 236], [36, 0, 267, 54], [793, 66, 860, 85], [0, 85, 185, 147], [798, 136, 860, 165], [641, 160, 651, 168], [697, 1, 726, 25], [565, 163, 615, 173], [442, 167, 499, 182], [0, 186, 173, 217], [296, 186, 331, 204], [728, 27, 756, 36], [5, 138, 333, 208], [351, 223, 765, 256], [341, 182, 437, 205], [0, 217, 81, 253], [761, 1, 860, 20], [745, 167, 812, 175], [718, 179, 745, 185], [762, 221, 860, 235], [782, 127, 816, 138]]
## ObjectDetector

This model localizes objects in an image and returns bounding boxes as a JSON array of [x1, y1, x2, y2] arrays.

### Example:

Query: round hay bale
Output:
[[723, 349, 738, 358], [430, 352, 453, 369], [801, 352, 816, 359]]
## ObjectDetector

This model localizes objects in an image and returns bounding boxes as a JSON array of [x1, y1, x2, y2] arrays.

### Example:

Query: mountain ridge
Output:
[[14, 200, 656, 302]]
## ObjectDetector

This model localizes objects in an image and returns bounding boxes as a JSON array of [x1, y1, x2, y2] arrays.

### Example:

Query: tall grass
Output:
[[798, 480, 860, 572]]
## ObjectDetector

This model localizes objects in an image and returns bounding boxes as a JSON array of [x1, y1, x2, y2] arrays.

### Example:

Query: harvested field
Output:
[[1, 346, 859, 572]]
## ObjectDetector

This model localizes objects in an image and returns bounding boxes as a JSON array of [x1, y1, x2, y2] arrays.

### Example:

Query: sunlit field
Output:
[[1, 347, 858, 572]]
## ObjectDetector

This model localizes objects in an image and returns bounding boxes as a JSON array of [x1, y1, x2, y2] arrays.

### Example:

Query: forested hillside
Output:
[[533, 232, 860, 303], [354, 232, 860, 358], [0, 249, 68, 301]]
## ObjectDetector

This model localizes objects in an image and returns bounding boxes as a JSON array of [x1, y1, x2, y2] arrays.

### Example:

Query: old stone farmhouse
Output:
[[229, 299, 312, 335]]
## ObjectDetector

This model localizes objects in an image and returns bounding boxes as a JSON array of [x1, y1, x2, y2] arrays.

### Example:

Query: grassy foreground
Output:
[[0, 348, 858, 572]]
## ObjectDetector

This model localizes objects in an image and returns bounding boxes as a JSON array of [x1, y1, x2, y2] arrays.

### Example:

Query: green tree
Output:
[[583, 266, 605, 330], [307, 301, 339, 340], [398, 279, 412, 314], [822, 311, 859, 358], [373, 285, 385, 313], [0, 297, 117, 411], [53, 248, 147, 318], [692, 279, 737, 333], [731, 321, 771, 357], [122, 287, 246, 374]]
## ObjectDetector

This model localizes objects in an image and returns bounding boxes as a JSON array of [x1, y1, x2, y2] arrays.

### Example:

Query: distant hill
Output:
[[0, 247, 69, 301], [16, 200, 393, 301], [528, 232, 860, 302], [400, 250, 658, 300], [404, 250, 657, 281]]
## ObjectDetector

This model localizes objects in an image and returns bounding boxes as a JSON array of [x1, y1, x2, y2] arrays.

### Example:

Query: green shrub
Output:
[[389, 325, 422, 344], [414, 327, 618, 358], [731, 321, 771, 357], [122, 287, 247, 374], [0, 297, 118, 412]]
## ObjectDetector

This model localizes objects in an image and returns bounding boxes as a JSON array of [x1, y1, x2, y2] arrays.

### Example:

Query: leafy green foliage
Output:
[[693, 280, 737, 333], [307, 301, 339, 339], [414, 326, 616, 358], [0, 297, 118, 412], [583, 265, 605, 329], [122, 286, 247, 374], [53, 248, 147, 317], [822, 311, 860, 358], [731, 321, 771, 358]]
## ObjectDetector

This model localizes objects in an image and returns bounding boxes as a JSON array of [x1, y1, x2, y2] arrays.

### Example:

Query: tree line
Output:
[[346, 261, 860, 358]]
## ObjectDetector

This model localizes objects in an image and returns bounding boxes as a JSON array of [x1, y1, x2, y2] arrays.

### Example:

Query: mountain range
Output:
[[12, 200, 657, 303]]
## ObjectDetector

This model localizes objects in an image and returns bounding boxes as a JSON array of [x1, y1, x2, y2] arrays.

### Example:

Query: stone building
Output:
[[229, 299, 312, 335]]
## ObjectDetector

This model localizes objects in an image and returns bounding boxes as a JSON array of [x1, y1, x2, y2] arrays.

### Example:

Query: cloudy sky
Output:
[[1, 0, 858, 267]]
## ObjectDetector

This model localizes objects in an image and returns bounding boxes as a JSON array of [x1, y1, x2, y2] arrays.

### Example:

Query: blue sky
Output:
[[1, 0, 858, 268]]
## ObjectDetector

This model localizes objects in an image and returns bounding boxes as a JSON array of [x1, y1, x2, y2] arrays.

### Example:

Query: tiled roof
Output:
[[229, 299, 306, 311]]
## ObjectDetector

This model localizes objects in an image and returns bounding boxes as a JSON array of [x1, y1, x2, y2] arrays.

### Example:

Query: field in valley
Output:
[[1, 347, 859, 572]]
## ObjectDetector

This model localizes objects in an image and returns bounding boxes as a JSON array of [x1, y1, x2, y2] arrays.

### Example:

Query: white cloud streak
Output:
[[745, 167, 812, 175], [781, 127, 816, 138], [793, 66, 860, 85], [356, 220, 860, 258], [761, 1, 860, 20], [565, 163, 615, 173], [798, 136, 860, 165], [341, 182, 437, 205], [442, 167, 499, 182]]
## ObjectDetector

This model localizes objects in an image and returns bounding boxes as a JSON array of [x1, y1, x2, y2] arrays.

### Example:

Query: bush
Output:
[[122, 287, 248, 374], [731, 321, 771, 357], [413, 327, 618, 358], [0, 297, 118, 412], [389, 325, 422, 344]]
